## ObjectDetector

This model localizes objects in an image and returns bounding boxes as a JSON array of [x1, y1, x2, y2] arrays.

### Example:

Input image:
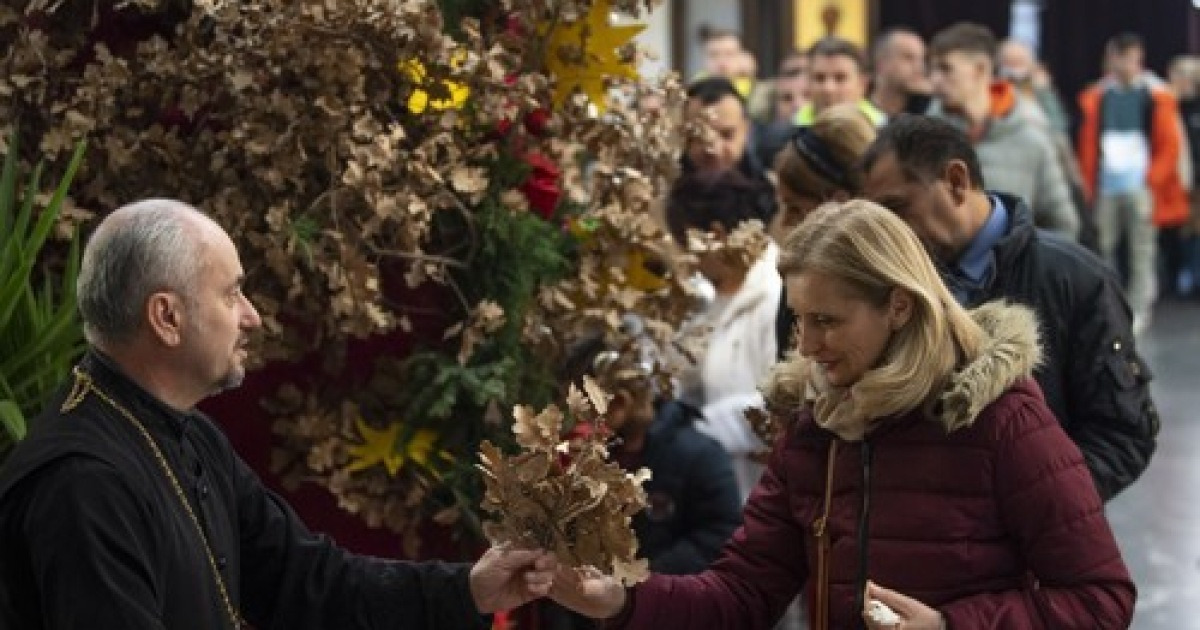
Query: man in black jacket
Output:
[[860, 115, 1158, 501]]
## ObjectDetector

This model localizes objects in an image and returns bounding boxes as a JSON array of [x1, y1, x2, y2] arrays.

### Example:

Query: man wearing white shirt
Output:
[[1078, 33, 1190, 334]]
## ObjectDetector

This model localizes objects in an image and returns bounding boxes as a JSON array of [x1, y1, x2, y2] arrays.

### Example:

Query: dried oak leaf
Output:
[[745, 406, 780, 465], [582, 375, 610, 415], [512, 404, 564, 451], [686, 219, 768, 270], [564, 382, 590, 417]]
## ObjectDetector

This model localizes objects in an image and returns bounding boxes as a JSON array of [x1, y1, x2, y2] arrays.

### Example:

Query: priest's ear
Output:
[[145, 290, 188, 347]]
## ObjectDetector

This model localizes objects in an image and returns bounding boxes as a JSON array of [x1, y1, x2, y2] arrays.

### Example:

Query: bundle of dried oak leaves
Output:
[[479, 377, 650, 585]]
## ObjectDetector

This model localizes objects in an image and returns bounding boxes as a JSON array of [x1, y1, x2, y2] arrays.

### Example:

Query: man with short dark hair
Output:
[[862, 114, 1159, 502], [773, 49, 809, 123], [794, 36, 885, 127], [753, 49, 809, 169], [871, 28, 932, 116], [700, 27, 741, 78], [1078, 33, 1189, 333], [678, 77, 776, 224], [927, 22, 1079, 239], [0, 199, 559, 629]]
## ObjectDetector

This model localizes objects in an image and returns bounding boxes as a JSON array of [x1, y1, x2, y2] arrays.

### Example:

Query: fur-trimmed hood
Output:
[[759, 300, 1042, 442], [936, 300, 1043, 432]]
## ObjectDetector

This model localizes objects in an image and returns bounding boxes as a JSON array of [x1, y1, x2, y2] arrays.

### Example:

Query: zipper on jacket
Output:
[[854, 440, 873, 630]]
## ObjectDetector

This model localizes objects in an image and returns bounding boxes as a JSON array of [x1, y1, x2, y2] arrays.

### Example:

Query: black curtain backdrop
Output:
[[877, 0, 1196, 136]]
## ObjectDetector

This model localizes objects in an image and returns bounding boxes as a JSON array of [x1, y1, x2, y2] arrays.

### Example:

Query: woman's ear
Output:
[[888, 288, 915, 331]]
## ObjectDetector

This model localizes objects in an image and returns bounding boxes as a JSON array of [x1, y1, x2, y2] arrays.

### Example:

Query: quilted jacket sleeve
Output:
[[939, 389, 1135, 629], [612, 434, 807, 629]]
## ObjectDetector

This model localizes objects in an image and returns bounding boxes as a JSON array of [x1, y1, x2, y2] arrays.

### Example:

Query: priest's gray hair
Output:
[[77, 199, 210, 345]]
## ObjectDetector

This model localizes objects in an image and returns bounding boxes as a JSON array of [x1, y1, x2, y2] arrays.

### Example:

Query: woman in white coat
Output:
[[666, 169, 781, 502]]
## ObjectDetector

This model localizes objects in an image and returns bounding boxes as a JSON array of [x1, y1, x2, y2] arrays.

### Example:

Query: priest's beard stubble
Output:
[[212, 343, 249, 395], [217, 366, 245, 393]]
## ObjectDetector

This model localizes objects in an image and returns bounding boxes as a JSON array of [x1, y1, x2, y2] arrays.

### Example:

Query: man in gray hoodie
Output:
[[927, 22, 1079, 240]]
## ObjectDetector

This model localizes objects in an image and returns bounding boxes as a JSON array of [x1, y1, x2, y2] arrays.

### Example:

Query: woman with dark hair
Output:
[[771, 104, 878, 358], [664, 167, 781, 503]]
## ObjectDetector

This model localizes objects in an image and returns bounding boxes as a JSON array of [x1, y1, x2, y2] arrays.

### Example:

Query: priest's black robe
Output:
[[0, 350, 489, 630]]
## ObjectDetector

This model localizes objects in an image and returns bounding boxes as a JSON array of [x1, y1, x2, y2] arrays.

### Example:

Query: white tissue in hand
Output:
[[867, 599, 901, 625]]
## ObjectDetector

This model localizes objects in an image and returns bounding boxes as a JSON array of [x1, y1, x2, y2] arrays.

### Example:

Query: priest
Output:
[[0, 198, 557, 629]]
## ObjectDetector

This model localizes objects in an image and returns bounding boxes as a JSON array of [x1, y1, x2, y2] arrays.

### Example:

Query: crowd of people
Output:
[[0, 18, 1183, 630], [539, 21, 1168, 630], [703, 24, 1200, 330]]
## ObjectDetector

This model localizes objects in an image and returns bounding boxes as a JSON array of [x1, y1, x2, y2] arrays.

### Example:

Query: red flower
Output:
[[519, 152, 561, 219], [495, 108, 551, 139], [523, 109, 550, 136], [558, 420, 614, 469], [504, 15, 526, 38]]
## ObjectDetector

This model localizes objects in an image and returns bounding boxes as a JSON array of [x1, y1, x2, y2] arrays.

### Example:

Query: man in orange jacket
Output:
[[1078, 33, 1189, 334]]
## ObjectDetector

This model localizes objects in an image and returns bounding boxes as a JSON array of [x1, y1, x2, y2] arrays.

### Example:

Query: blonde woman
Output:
[[549, 200, 1134, 630]]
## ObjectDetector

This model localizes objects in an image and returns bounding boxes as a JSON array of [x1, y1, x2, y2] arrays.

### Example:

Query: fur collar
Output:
[[935, 300, 1042, 432], [796, 300, 1042, 441]]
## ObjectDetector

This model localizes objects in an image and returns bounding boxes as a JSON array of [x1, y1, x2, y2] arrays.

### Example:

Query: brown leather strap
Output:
[[812, 440, 838, 630]]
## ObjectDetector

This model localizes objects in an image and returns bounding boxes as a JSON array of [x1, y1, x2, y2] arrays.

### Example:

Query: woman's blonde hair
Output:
[[774, 103, 877, 199], [765, 199, 986, 429]]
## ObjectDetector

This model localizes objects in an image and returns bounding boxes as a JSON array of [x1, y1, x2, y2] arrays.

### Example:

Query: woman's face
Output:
[[771, 185, 823, 243], [786, 271, 901, 388], [770, 184, 847, 243]]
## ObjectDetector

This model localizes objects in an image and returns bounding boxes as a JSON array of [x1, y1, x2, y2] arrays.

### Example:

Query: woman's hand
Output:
[[548, 565, 629, 619], [863, 581, 946, 630]]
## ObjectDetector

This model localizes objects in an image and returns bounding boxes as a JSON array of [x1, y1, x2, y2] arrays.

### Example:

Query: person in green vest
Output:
[[697, 26, 755, 100], [794, 36, 885, 128]]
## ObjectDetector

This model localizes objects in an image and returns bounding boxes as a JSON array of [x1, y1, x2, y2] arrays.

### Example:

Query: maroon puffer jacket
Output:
[[612, 376, 1134, 629]]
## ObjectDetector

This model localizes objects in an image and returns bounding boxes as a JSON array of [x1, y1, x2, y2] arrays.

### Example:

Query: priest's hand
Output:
[[548, 565, 628, 619], [469, 545, 558, 614]]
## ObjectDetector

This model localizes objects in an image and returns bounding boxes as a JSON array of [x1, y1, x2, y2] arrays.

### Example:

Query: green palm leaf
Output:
[[0, 131, 88, 454]]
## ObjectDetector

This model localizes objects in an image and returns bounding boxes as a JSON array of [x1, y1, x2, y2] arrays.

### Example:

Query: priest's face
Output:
[[181, 225, 262, 397]]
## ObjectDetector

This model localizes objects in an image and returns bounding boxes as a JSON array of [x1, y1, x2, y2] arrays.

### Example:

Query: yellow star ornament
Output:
[[400, 52, 470, 114], [624, 249, 667, 291], [542, 0, 644, 111], [346, 418, 442, 476]]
